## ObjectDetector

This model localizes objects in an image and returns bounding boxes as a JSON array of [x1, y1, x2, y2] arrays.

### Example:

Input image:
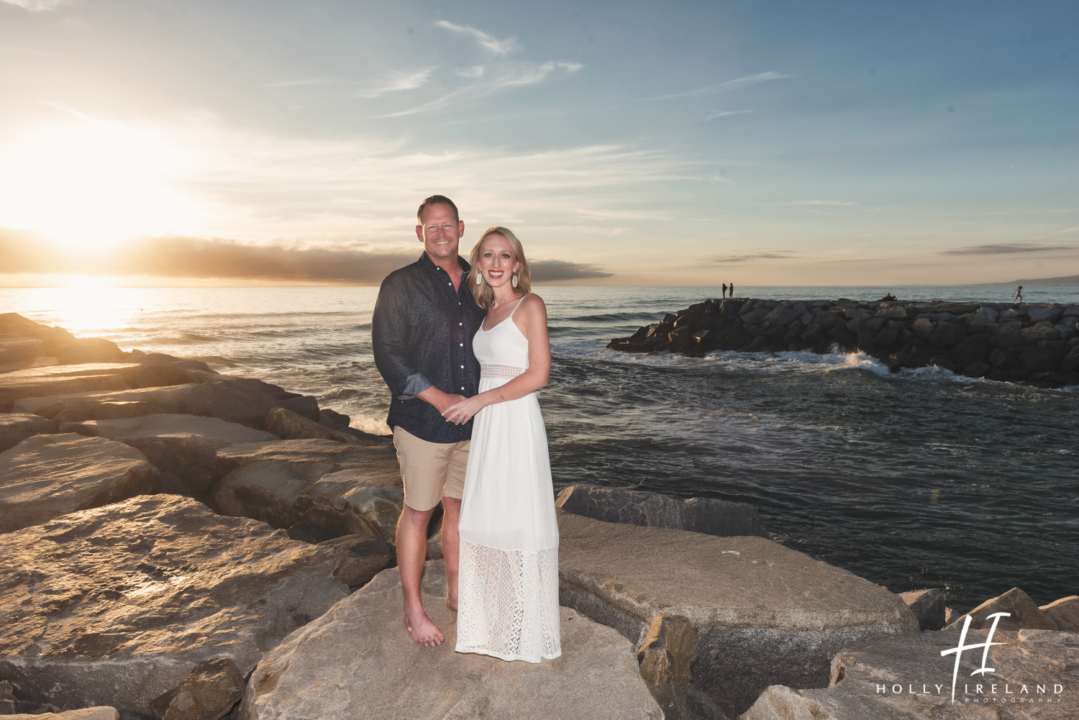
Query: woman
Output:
[[441, 227, 561, 663]]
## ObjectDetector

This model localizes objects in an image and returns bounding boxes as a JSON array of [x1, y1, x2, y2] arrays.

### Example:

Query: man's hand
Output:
[[415, 386, 465, 414], [442, 396, 486, 425]]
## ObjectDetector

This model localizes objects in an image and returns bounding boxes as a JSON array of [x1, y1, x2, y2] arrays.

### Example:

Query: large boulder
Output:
[[1041, 596, 1079, 633], [0, 364, 130, 411], [212, 439, 402, 543], [0, 337, 46, 366], [898, 588, 946, 631], [262, 407, 354, 444], [0, 495, 348, 719], [741, 629, 1079, 719], [945, 587, 1058, 632], [556, 512, 918, 718], [0, 434, 157, 533], [0, 413, 54, 453], [60, 414, 276, 495], [556, 485, 766, 537], [238, 562, 663, 720]]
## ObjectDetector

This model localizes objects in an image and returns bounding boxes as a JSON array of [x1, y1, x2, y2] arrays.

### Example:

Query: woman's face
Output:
[[478, 234, 521, 288]]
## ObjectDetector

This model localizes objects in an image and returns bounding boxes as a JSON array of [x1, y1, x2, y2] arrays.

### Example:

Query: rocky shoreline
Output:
[[2, 311, 1077, 719], [607, 297, 1079, 388]]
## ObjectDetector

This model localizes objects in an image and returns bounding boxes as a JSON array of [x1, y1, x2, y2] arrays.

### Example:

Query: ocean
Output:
[[3, 283, 1078, 611]]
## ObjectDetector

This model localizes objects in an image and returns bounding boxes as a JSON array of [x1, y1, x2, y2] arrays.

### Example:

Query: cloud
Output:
[[653, 72, 796, 101], [706, 110, 754, 120], [787, 200, 857, 207], [708, 250, 800, 264], [1, 0, 76, 10], [0, 230, 611, 284], [530, 260, 611, 282], [266, 68, 434, 98], [939, 243, 1077, 256], [435, 20, 519, 55]]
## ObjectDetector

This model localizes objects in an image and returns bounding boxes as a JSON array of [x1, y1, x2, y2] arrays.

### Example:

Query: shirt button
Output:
[[460, 386, 465, 390], [460, 365, 464, 369], [460, 343, 463, 347], [459, 322, 462, 326]]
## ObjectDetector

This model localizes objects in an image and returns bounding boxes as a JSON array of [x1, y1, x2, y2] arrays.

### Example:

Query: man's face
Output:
[[415, 203, 464, 261]]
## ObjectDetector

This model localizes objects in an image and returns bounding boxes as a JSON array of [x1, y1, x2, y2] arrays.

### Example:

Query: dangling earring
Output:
[[511, 274, 519, 288], [475, 273, 482, 286]]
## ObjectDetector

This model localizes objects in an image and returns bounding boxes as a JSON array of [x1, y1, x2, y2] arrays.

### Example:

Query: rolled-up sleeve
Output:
[[372, 276, 429, 399]]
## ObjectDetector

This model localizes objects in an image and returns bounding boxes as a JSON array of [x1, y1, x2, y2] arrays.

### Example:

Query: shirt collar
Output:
[[417, 251, 471, 274]]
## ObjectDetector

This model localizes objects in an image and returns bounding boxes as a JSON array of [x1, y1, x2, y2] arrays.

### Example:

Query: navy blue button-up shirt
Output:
[[372, 252, 486, 443]]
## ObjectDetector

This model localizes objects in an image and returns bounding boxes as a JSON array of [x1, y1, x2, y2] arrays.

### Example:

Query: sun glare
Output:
[[0, 120, 197, 253]]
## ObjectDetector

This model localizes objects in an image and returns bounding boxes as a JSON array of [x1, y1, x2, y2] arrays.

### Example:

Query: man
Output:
[[372, 195, 485, 646]]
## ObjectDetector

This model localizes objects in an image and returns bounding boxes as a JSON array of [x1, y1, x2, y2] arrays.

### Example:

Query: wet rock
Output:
[[238, 562, 662, 720], [60, 414, 276, 495], [1040, 596, 1079, 632], [262, 408, 354, 444], [0, 434, 156, 533], [741, 629, 1079, 720], [0, 413, 54, 453], [556, 512, 918, 718], [212, 440, 401, 542], [945, 587, 1058, 632], [149, 657, 245, 720], [0, 495, 347, 719], [969, 306, 998, 326], [1027, 306, 1064, 323], [898, 588, 946, 631], [555, 485, 766, 538], [637, 614, 697, 685]]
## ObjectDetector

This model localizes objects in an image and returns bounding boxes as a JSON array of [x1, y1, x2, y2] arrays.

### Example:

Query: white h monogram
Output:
[[940, 612, 1010, 702]]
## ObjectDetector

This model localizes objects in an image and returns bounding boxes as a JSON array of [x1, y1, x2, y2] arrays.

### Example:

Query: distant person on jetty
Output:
[[1013, 285, 1023, 304], [722, 283, 728, 298], [443, 227, 561, 663], [879, 292, 897, 302], [729, 282, 735, 297], [372, 194, 485, 647]]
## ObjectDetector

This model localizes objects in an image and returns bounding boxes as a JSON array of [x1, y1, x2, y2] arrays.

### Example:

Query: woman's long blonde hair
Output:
[[468, 226, 532, 311]]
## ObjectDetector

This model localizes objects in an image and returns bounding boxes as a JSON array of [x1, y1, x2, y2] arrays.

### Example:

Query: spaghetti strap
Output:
[[509, 294, 528, 319]]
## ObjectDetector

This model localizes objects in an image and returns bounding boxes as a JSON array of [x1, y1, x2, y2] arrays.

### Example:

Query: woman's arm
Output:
[[442, 294, 550, 425]]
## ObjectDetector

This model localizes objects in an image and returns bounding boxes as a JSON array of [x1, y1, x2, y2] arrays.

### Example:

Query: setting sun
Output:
[[0, 119, 196, 253]]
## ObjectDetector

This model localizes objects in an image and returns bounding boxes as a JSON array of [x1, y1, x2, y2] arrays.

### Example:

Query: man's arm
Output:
[[371, 275, 465, 411], [372, 277, 430, 398]]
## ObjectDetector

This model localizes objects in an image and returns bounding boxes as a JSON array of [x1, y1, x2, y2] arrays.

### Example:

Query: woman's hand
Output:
[[442, 395, 487, 425]]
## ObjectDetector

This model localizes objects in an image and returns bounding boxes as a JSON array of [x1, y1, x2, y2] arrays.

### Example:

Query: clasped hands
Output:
[[441, 394, 485, 425]]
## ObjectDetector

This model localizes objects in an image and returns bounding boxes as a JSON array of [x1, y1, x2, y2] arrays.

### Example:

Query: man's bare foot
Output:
[[403, 607, 444, 647], [445, 593, 458, 612]]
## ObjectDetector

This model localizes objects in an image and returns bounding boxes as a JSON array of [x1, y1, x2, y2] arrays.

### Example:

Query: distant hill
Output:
[[995, 275, 1079, 286]]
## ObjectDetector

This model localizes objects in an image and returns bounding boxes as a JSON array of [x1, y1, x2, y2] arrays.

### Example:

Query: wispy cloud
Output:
[[382, 62, 581, 117], [709, 250, 800, 264], [435, 20, 519, 55], [530, 260, 611, 281], [706, 110, 754, 120], [267, 68, 435, 98], [653, 72, 796, 101], [782, 200, 858, 207], [939, 243, 1077, 256], [1, 0, 75, 11]]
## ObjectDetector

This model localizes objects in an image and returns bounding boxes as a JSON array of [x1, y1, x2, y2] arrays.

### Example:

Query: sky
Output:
[[0, 0, 1077, 286]]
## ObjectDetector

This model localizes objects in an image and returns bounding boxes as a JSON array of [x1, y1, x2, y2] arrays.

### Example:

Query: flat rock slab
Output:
[[0, 495, 348, 719], [557, 512, 919, 718], [741, 629, 1079, 720], [239, 563, 662, 720], [12, 377, 296, 429], [0, 413, 54, 453], [212, 439, 402, 543], [63, 414, 278, 494], [0, 337, 45, 365], [6, 710, 118, 720], [0, 363, 132, 409], [556, 484, 767, 537], [0, 434, 157, 533]]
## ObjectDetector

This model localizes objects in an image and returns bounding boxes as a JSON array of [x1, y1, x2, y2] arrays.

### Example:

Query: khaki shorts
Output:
[[393, 426, 470, 512]]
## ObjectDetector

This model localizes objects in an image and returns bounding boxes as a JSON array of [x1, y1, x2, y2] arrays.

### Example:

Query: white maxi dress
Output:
[[455, 296, 561, 662]]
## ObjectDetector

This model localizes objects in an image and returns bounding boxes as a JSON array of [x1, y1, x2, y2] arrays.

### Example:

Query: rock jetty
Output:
[[608, 298, 1079, 388], [3, 311, 1076, 719]]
